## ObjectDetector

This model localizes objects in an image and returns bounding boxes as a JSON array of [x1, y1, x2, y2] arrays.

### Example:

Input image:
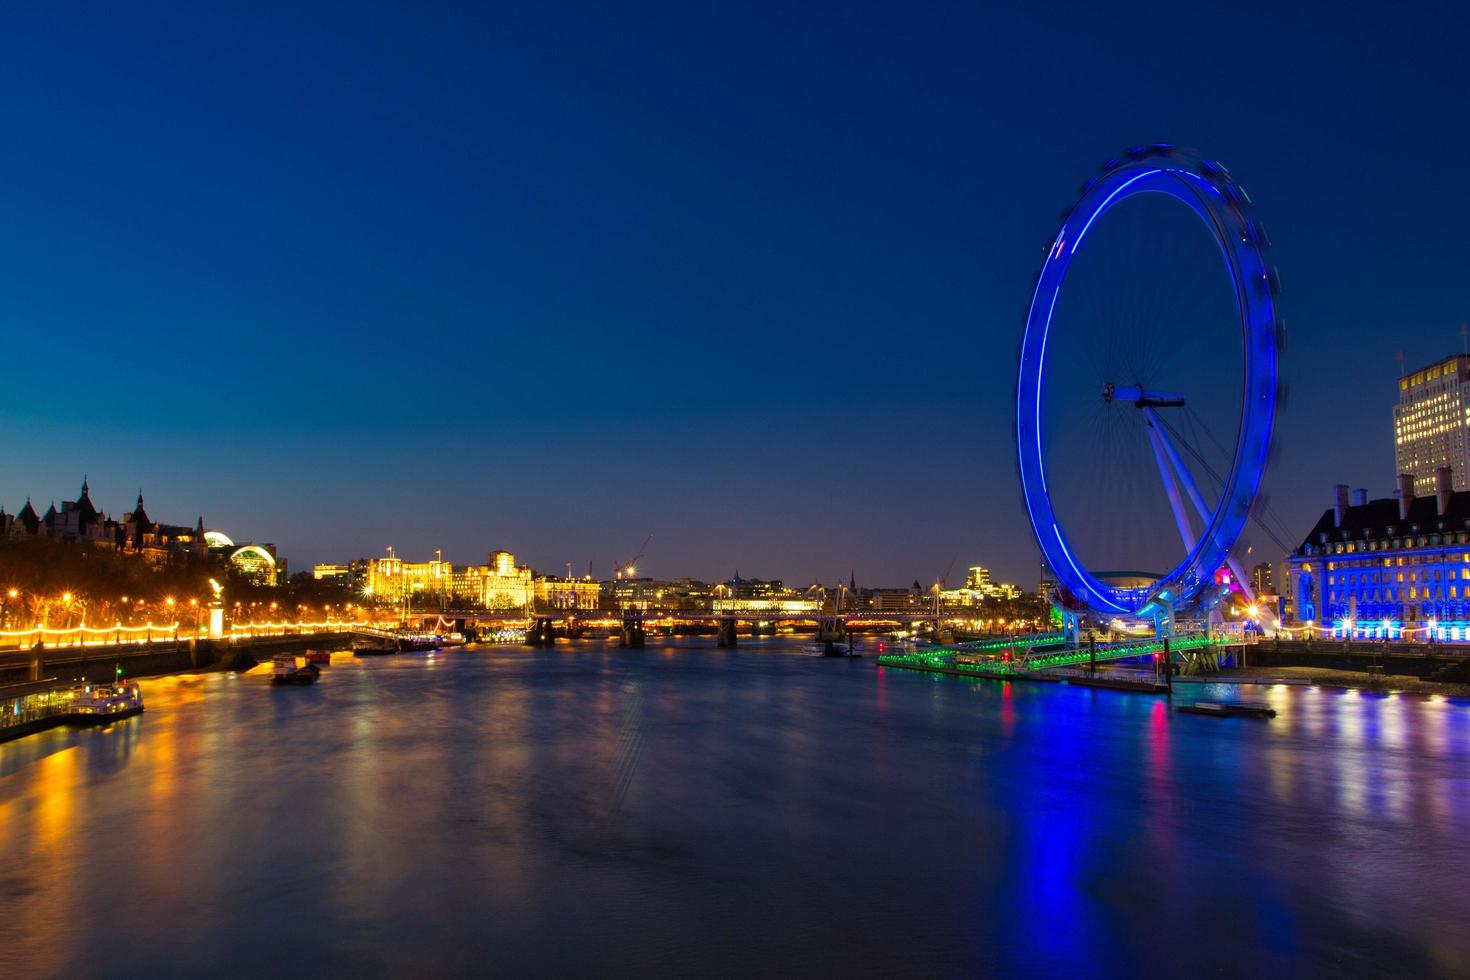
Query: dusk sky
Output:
[[2, 2, 1466, 587]]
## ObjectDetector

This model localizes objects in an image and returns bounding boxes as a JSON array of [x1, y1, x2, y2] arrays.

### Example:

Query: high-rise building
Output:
[[1250, 561, 1275, 597], [1393, 355, 1470, 495]]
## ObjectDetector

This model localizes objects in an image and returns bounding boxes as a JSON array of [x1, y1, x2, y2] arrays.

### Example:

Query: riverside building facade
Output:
[[1289, 470, 1470, 640], [358, 549, 535, 610], [0, 479, 281, 584]]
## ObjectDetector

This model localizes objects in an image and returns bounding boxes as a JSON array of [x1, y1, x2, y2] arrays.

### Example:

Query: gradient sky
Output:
[[2, 2, 1466, 587]]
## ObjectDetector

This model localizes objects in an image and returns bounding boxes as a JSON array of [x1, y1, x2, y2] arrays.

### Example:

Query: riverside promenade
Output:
[[0, 632, 351, 744]]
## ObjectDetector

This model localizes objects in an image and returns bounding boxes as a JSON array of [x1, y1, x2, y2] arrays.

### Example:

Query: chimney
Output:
[[1396, 472, 1414, 521], [1352, 488, 1367, 507], [1333, 484, 1349, 526], [1437, 466, 1454, 515]]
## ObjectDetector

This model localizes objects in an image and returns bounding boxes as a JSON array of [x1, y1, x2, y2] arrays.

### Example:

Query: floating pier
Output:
[[1176, 700, 1276, 719]]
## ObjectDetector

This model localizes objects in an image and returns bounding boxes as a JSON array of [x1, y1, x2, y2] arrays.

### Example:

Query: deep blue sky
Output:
[[2, 2, 1466, 586]]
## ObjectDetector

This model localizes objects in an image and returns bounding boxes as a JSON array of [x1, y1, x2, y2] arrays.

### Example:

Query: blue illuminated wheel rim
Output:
[[1016, 147, 1279, 618]]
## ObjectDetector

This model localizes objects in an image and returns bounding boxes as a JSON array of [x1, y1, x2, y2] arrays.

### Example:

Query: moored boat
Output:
[[1177, 700, 1275, 719], [271, 654, 321, 685], [68, 683, 145, 724], [304, 650, 331, 666], [805, 640, 861, 658], [352, 628, 443, 654]]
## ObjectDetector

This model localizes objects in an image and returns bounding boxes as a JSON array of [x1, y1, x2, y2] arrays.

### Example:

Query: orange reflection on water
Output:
[[31, 743, 79, 852]]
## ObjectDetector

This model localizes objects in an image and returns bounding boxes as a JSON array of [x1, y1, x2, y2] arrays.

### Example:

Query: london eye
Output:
[[1015, 146, 1281, 628]]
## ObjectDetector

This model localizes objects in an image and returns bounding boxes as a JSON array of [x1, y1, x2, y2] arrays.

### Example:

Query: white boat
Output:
[[69, 683, 145, 724]]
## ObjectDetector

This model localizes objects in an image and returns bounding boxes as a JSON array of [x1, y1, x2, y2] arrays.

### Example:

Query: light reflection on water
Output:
[[1, 640, 1468, 977]]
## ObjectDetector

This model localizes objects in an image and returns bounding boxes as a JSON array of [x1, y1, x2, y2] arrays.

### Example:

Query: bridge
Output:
[[400, 607, 994, 649]]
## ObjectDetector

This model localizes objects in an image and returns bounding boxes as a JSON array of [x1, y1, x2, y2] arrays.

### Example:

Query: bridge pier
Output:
[[816, 615, 849, 654], [28, 642, 43, 682], [716, 616, 738, 648], [527, 616, 556, 646], [620, 611, 645, 648]]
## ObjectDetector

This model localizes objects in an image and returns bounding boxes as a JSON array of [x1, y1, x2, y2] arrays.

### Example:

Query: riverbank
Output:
[[879, 656, 1470, 698], [0, 632, 351, 686], [0, 634, 352, 744], [1199, 664, 1470, 698]]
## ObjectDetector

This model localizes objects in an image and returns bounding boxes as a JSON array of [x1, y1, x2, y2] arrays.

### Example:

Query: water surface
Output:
[[2, 639, 1467, 977]]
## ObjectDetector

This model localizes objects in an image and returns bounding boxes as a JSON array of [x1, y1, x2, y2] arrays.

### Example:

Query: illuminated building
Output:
[[228, 544, 282, 586], [1289, 473, 1470, 638], [313, 560, 368, 592], [609, 577, 663, 611], [534, 575, 601, 611], [938, 566, 1024, 606], [363, 551, 449, 604], [663, 578, 714, 611], [1394, 355, 1470, 495], [361, 549, 533, 610], [459, 554, 534, 610], [1250, 561, 1275, 597], [0, 480, 257, 573], [866, 588, 923, 612], [710, 575, 819, 615], [711, 593, 819, 614]]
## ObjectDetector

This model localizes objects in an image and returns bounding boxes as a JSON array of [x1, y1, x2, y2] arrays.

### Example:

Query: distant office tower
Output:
[[1394, 355, 1470, 495], [1250, 561, 1274, 597]]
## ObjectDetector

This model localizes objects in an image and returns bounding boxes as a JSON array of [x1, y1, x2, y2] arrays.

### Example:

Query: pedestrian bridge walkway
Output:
[[877, 633, 1219, 678]]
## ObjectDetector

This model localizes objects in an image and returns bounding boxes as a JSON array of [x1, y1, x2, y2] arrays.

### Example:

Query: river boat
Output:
[[304, 650, 332, 666], [68, 683, 145, 724], [352, 630, 444, 655], [1176, 700, 1275, 719], [272, 654, 321, 685], [806, 640, 861, 658]]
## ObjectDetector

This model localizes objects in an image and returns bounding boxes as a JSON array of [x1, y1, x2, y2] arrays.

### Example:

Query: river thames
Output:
[[2, 640, 1468, 977]]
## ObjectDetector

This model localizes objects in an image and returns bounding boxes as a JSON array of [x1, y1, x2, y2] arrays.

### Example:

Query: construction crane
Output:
[[616, 535, 652, 580]]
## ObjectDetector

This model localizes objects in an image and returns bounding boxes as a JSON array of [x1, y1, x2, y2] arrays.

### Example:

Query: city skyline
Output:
[[4, 4, 1468, 584]]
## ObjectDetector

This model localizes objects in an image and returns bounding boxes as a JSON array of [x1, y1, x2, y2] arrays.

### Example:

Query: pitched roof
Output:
[[70, 478, 100, 524], [129, 491, 151, 529], [1296, 491, 1470, 553]]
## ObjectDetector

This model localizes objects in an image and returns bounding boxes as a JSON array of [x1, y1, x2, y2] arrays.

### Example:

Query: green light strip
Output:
[[878, 635, 1217, 678], [950, 631, 1066, 652]]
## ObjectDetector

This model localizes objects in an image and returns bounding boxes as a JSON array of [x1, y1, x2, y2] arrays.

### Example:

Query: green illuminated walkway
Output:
[[877, 635, 1217, 678]]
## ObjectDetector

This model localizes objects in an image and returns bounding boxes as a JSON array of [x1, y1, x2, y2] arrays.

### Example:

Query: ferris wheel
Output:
[[1015, 146, 1281, 623]]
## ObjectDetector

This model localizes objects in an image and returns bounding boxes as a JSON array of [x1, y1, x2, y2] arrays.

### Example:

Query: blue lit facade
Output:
[[1290, 477, 1470, 640]]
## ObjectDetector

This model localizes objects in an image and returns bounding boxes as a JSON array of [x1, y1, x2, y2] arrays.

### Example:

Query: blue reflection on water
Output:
[[0, 640, 1467, 977]]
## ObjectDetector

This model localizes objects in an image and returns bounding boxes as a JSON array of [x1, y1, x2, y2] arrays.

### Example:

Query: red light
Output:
[[1153, 652, 1161, 661]]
